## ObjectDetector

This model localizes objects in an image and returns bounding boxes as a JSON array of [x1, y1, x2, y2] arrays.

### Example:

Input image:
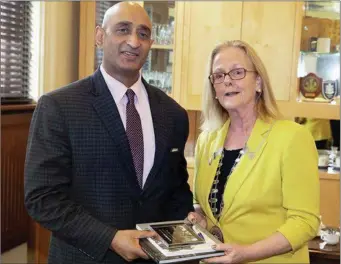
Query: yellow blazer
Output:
[[194, 118, 320, 263]]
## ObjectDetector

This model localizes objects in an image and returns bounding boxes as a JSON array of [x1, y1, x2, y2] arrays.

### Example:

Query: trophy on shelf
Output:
[[322, 80, 338, 101], [299, 72, 322, 99]]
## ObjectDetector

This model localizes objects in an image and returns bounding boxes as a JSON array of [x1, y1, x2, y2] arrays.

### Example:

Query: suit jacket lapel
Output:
[[220, 119, 275, 217], [142, 79, 174, 193], [90, 69, 141, 194]]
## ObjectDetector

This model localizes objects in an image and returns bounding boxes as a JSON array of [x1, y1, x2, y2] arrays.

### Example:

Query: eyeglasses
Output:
[[209, 68, 256, 84]]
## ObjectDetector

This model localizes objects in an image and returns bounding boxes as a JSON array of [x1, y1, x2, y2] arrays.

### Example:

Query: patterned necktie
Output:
[[126, 89, 144, 188]]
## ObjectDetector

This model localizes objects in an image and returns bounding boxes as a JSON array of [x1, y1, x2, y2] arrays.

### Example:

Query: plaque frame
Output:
[[299, 72, 322, 99]]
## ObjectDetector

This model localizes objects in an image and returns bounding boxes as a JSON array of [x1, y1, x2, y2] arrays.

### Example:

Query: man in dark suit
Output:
[[24, 2, 193, 263]]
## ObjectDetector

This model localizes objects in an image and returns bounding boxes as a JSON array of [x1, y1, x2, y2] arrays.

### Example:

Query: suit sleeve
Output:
[[164, 108, 194, 219], [24, 95, 117, 262], [277, 125, 320, 251]]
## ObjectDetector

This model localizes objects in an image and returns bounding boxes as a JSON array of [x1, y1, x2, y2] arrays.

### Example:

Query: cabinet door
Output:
[[180, 2, 243, 110], [142, 1, 180, 100], [241, 2, 297, 101]]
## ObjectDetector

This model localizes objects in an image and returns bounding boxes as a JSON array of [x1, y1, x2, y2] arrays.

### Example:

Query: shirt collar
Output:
[[100, 64, 143, 104]]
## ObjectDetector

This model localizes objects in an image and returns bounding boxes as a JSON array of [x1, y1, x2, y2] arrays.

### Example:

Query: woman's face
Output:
[[211, 47, 260, 111]]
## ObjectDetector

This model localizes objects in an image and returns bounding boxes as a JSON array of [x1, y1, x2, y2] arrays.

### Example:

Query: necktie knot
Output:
[[126, 89, 135, 103]]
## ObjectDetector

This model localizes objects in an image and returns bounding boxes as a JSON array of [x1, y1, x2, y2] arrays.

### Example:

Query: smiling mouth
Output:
[[224, 92, 240, 96], [121, 51, 139, 57]]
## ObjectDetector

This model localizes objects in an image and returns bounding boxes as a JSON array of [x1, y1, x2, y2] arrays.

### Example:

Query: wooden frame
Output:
[[79, 2, 96, 79]]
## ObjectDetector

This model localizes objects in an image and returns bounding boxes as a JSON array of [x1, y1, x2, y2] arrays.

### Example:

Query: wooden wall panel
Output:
[[1, 109, 34, 253], [319, 172, 340, 227]]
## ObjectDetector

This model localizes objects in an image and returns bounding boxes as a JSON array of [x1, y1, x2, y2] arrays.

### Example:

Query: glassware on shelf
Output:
[[151, 23, 174, 45], [144, 1, 175, 47], [318, 148, 340, 172], [142, 71, 172, 94], [143, 1, 175, 96]]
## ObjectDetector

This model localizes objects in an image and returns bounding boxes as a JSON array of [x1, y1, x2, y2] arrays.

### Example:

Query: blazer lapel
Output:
[[202, 121, 230, 223], [142, 80, 174, 192], [90, 69, 141, 194], [220, 119, 276, 217]]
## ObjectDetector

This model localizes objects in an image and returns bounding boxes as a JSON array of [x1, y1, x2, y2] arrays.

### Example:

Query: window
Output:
[[0, 1, 33, 104]]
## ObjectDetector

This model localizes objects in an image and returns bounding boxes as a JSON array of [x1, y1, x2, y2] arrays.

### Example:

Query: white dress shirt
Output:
[[100, 65, 155, 187]]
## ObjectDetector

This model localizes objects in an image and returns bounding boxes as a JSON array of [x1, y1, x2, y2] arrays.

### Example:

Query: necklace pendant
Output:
[[211, 188, 218, 194], [211, 207, 218, 213]]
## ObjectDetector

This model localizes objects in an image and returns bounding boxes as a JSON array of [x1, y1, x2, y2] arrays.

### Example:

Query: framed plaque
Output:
[[322, 80, 338, 100], [150, 223, 205, 248], [136, 220, 225, 263], [300, 73, 322, 99]]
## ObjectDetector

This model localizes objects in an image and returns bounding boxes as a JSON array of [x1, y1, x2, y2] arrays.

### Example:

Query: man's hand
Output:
[[111, 230, 157, 262]]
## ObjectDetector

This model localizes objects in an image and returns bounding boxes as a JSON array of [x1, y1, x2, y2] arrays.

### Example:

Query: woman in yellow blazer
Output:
[[187, 40, 320, 263]]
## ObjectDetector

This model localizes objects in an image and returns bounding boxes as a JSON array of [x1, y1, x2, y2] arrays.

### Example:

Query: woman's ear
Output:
[[256, 76, 262, 93]]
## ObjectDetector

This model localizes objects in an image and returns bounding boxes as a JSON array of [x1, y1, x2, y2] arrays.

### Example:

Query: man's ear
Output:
[[95, 26, 104, 48]]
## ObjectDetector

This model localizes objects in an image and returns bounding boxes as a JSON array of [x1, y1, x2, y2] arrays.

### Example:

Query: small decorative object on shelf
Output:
[[318, 148, 340, 172], [300, 72, 322, 99], [322, 80, 338, 100], [297, 52, 340, 103], [298, 1, 340, 104]]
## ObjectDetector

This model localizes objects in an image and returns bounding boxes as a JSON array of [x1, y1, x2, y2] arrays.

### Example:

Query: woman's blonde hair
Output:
[[201, 40, 281, 131]]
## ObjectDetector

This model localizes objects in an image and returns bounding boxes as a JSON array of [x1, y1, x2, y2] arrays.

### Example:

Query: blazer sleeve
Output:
[[24, 95, 117, 262], [277, 125, 320, 251], [193, 131, 206, 205], [164, 108, 194, 219]]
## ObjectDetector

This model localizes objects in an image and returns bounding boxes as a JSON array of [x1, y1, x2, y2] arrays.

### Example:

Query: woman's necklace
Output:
[[208, 147, 245, 219]]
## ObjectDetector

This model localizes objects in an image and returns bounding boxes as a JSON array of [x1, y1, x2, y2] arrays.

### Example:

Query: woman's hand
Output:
[[186, 211, 207, 229], [203, 243, 251, 264]]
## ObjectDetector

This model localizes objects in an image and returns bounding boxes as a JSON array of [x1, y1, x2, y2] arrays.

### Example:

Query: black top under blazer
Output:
[[24, 69, 194, 264]]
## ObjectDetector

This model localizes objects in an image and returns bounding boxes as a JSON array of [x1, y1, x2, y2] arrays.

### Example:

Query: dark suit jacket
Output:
[[24, 69, 194, 264]]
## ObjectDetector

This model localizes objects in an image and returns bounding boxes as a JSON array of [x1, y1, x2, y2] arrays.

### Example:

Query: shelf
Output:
[[277, 100, 340, 120], [319, 170, 340, 181], [151, 44, 173, 50], [300, 51, 340, 56], [1, 103, 36, 113]]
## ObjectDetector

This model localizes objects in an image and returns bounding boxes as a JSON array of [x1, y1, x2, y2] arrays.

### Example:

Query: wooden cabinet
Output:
[[180, 2, 299, 111], [319, 171, 340, 227], [1, 105, 35, 253], [241, 2, 297, 102], [180, 2, 243, 110]]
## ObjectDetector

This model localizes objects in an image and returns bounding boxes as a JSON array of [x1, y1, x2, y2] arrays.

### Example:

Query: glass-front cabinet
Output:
[[89, 1, 176, 97], [142, 1, 175, 96], [298, 1, 340, 104]]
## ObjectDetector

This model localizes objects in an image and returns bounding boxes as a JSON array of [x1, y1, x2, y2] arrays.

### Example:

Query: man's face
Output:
[[96, 5, 153, 74]]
